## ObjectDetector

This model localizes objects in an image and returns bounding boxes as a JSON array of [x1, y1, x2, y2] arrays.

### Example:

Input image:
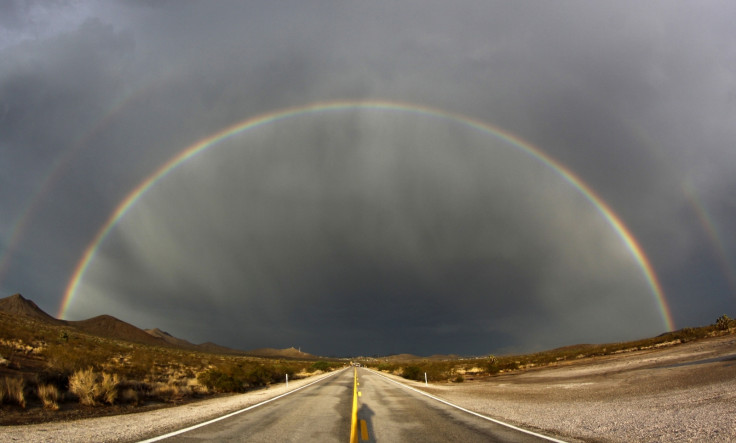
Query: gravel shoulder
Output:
[[385, 334, 736, 442], [0, 369, 345, 443]]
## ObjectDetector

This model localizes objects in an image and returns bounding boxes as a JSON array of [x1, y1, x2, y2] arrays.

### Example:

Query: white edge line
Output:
[[366, 368, 569, 443], [137, 367, 349, 442]]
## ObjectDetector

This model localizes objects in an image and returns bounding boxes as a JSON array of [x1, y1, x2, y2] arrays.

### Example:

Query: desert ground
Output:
[[408, 332, 736, 442], [2, 333, 734, 442]]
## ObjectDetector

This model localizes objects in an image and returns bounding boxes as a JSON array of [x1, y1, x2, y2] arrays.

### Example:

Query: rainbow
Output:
[[683, 180, 736, 294], [59, 100, 675, 330], [0, 85, 155, 287]]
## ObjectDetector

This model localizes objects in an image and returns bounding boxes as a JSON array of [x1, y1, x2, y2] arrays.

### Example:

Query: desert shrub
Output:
[[44, 343, 104, 374], [309, 361, 333, 372], [69, 368, 121, 405], [276, 363, 298, 381], [100, 372, 121, 405], [197, 369, 242, 393], [485, 360, 500, 374], [245, 364, 276, 387], [501, 359, 521, 371], [195, 369, 217, 391], [401, 365, 423, 381], [424, 362, 453, 381], [69, 368, 99, 405], [375, 362, 399, 373], [36, 370, 69, 392], [122, 350, 158, 381], [120, 388, 140, 405], [181, 376, 206, 395], [197, 361, 297, 393], [453, 375, 464, 383], [117, 379, 148, 404], [150, 381, 191, 401], [716, 314, 732, 331], [668, 327, 709, 343], [37, 384, 59, 410], [152, 383, 177, 400], [485, 356, 519, 374], [1, 377, 26, 408]]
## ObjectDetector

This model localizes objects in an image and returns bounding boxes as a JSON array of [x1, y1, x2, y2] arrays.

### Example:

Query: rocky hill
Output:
[[245, 346, 318, 360], [0, 293, 244, 354], [0, 294, 65, 326]]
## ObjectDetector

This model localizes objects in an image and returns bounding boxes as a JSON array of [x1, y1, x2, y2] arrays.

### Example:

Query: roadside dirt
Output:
[[415, 333, 736, 442], [0, 395, 209, 426]]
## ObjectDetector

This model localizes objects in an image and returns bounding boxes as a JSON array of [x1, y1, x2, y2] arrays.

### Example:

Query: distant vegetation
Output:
[[0, 308, 343, 421], [366, 315, 736, 383]]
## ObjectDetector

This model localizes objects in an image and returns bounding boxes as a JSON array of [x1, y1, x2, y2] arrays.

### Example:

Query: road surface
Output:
[[143, 367, 561, 442]]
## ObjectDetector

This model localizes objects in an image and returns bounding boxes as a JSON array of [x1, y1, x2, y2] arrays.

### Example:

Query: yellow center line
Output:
[[349, 367, 359, 443], [360, 419, 369, 441]]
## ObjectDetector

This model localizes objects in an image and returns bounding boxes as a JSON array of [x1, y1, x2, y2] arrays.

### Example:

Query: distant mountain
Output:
[[427, 354, 462, 361], [69, 315, 169, 347], [381, 353, 422, 361], [245, 346, 318, 360], [380, 353, 461, 361], [0, 293, 65, 326], [0, 294, 245, 355], [198, 342, 246, 355], [145, 328, 198, 349]]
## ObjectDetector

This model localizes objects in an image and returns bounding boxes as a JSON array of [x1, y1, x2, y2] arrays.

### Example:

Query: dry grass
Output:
[[1, 377, 26, 408], [69, 368, 99, 406], [37, 384, 59, 410], [151, 381, 192, 401], [68, 368, 120, 406], [0, 311, 339, 416], [99, 372, 121, 405]]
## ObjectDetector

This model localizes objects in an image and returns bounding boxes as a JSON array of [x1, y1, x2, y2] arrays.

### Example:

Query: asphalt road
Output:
[[146, 368, 560, 442]]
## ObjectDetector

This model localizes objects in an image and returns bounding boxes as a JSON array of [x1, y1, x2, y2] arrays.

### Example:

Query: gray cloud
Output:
[[71, 112, 662, 355], [2, 1, 735, 356]]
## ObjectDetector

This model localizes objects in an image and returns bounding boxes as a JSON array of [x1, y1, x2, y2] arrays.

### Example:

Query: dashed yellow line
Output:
[[349, 367, 372, 442], [350, 368, 359, 443], [349, 367, 370, 442]]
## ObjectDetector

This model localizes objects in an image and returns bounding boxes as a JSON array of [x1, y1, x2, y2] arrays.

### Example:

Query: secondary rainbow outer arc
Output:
[[0, 88, 148, 286], [682, 180, 736, 294], [59, 100, 675, 330]]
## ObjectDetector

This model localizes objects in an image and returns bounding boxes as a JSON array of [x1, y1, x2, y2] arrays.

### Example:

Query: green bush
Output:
[[196, 362, 291, 392], [245, 365, 274, 387], [310, 361, 332, 372], [197, 369, 243, 393], [276, 364, 297, 381], [401, 365, 423, 381], [376, 362, 399, 372]]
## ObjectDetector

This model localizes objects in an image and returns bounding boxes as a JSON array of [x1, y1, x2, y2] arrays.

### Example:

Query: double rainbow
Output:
[[59, 100, 675, 330]]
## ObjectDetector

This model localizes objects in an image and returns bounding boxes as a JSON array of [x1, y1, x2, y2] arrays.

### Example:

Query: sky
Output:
[[1, 1, 735, 357]]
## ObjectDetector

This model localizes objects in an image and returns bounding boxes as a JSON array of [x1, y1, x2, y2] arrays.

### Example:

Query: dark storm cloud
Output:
[[73, 112, 660, 355], [2, 1, 735, 356]]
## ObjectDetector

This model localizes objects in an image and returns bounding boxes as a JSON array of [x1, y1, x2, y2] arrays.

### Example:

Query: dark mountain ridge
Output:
[[0, 293, 244, 354], [0, 293, 66, 326]]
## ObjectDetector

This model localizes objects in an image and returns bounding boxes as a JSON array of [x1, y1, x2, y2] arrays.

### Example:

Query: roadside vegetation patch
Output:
[[366, 316, 736, 383]]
